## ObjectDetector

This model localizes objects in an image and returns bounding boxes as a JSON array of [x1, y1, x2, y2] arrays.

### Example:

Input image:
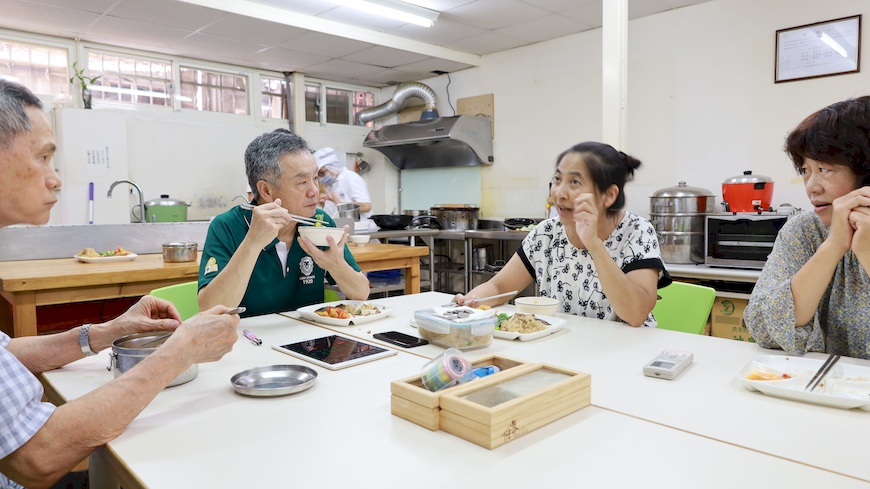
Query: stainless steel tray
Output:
[[230, 365, 317, 397]]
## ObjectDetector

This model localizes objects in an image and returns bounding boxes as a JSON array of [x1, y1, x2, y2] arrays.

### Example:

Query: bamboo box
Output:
[[390, 354, 527, 431], [439, 363, 591, 449]]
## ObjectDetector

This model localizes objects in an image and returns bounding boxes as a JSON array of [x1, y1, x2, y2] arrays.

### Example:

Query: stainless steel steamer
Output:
[[650, 182, 715, 264]]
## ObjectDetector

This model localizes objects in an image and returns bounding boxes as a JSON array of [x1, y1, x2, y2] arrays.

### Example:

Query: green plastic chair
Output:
[[652, 282, 716, 334], [324, 288, 342, 302], [151, 281, 199, 321]]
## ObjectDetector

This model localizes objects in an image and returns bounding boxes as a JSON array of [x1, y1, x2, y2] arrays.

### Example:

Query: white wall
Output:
[[399, 0, 869, 219]]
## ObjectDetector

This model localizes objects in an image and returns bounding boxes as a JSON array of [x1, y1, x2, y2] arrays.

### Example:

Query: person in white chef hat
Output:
[[314, 147, 373, 220]]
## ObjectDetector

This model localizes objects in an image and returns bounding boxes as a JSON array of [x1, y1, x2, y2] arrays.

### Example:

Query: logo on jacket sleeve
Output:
[[204, 256, 218, 274]]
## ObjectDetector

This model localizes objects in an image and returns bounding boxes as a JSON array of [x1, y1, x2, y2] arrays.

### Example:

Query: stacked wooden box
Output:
[[391, 354, 591, 449]]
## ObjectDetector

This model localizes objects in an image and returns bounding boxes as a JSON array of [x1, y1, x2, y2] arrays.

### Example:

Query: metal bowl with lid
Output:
[[109, 332, 198, 387], [650, 181, 715, 264], [162, 242, 198, 262]]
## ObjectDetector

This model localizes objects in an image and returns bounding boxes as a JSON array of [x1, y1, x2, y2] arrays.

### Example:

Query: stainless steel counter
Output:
[[664, 263, 761, 283]]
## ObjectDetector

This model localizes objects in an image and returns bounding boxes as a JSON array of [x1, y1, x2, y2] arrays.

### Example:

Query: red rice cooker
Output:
[[721, 171, 774, 212]]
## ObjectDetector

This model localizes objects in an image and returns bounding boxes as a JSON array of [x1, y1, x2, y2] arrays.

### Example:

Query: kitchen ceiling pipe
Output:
[[356, 81, 438, 123]]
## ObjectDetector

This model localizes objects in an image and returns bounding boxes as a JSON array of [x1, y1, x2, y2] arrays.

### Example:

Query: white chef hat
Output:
[[314, 147, 345, 173]]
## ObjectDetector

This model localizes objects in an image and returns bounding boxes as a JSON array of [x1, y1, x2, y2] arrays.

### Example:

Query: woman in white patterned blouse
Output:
[[456, 142, 670, 327], [745, 96, 870, 359]]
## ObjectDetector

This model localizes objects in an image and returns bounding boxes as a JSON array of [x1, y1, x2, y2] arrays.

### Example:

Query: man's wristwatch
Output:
[[79, 323, 97, 356]]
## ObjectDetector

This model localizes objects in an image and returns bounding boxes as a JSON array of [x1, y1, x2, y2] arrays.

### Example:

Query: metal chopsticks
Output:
[[442, 290, 519, 307], [237, 203, 327, 226], [805, 354, 841, 392]]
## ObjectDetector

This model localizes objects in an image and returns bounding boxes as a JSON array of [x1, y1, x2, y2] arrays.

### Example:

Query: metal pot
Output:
[[650, 182, 715, 264], [431, 204, 479, 231], [337, 203, 360, 221], [108, 332, 198, 387], [411, 215, 441, 229], [145, 195, 190, 223], [721, 171, 774, 213], [162, 242, 198, 262], [402, 210, 428, 217]]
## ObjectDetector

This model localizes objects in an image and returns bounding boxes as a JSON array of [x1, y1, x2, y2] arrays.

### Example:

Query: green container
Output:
[[145, 195, 190, 222]]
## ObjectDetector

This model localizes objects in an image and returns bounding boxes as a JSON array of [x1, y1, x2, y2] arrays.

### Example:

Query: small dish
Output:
[[493, 313, 565, 341], [349, 235, 370, 245], [74, 253, 138, 263], [514, 296, 560, 316], [230, 364, 317, 397], [298, 226, 345, 247]]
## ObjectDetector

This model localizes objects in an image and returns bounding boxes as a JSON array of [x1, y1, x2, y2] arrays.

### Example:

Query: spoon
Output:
[[138, 306, 247, 348]]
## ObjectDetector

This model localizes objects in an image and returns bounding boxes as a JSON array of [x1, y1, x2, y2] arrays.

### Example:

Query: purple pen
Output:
[[243, 330, 262, 346]]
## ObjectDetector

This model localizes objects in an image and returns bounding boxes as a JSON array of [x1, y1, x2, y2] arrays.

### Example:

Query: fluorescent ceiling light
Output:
[[326, 0, 439, 28], [819, 32, 848, 58]]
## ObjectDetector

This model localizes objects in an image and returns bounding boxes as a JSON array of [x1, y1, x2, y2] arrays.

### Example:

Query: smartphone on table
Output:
[[373, 331, 428, 349]]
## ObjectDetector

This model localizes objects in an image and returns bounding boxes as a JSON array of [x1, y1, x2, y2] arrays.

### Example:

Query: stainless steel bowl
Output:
[[162, 242, 198, 262], [109, 332, 198, 387]]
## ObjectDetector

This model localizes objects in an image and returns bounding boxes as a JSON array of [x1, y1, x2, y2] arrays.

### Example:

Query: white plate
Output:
[[74, 253, 138, 263], [736, 355, 870, 411], [296, 300, 394, 327], [493, 313, 564, 341]]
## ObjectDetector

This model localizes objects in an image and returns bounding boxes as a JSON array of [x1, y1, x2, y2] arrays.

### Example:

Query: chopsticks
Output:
[[805, 354, 841, 392], [443, 290, 518, 307], [237, 203, 327, 226]]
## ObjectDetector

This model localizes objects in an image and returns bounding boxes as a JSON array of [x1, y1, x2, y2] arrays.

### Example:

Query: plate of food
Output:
[[493, 312, 564, 341], [75, 246, 137, 263], [737, 355, 870, 411], [296, 300, 394, 327]]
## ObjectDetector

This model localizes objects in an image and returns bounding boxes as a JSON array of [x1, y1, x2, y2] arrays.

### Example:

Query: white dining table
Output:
[[39, 294, 870, 488]]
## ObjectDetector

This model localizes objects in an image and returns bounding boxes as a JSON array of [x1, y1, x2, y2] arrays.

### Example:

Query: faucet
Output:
[[107, 179, 145, 223]]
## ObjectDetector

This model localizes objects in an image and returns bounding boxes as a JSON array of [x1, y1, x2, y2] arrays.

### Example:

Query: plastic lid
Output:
[[145, 195, 190, 206], [723, 171, 773, 184], [651, 181, 714, 198], [414, 308, 496, 335]]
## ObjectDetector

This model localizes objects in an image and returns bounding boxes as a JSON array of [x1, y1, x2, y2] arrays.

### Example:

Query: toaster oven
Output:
[[705, 214, 789, 269]]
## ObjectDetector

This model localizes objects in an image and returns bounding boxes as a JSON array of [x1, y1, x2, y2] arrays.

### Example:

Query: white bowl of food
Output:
[[349, 235, 370, 245], [514, 296, 560, 316], [298, 226, 345, 247]]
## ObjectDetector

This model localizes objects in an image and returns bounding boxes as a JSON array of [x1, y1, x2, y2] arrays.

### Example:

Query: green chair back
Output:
[[324, 288, 342, 303], [652, 282, 716, 334], [150, 281, 199, 321]]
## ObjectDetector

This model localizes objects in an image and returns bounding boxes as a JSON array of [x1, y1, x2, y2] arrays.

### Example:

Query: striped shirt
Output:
[[1, 332, 56, 489]]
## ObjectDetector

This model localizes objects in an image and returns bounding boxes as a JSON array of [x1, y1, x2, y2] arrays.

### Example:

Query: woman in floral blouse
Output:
[[745, 96, 870, 359], [457, 141, 670, 327]]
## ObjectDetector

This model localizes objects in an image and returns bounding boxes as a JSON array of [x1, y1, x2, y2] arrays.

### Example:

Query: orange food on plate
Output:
[[315, 306, 351, 319], [746, 370, 792, 381]]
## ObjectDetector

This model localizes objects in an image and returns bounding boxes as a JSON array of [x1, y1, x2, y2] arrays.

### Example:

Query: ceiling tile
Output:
[[248, 0, 337, 17], [519, 0, 598, 11], [0, 1, 100, 34], [84, 16, 192, 49], [495, 14, 592, 43], [629, 0, 674, 20], [352, 68, 429, 86], [347, 46, 430, 68], [169, 33, 269, 59], [401, 0, 475, 10], [561, 2, 603, 27], [303, 58, 385, 77], [389, 17, 486, 45], [22, 0, 117, 13], [394, 57, 473, 74], [201, 14, 307, 46], [444, 0, 549, 30], [444, 31, 525, 55], [277, 31, 373, 58], [108, 0, 226, 31], [246, 47, 330, 71]]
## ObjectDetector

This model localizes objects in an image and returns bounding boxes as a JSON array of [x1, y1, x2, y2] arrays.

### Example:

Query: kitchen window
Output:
[[305, 83, 375, 126], [179, 66, 249, 115], [261, 76, 289, 119], [86, 51, 172, 107], [0, 39, 68, 96]]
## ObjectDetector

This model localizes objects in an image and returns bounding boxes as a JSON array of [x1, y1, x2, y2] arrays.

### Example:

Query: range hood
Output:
[[363, 115, 493, 170]]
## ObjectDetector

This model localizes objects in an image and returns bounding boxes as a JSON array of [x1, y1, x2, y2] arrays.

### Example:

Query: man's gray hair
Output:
[[0, 79, 43, 150], [244, 129, 311, 200]]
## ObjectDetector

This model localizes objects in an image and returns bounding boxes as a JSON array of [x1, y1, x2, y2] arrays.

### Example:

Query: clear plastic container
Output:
[[414, 308, 495, 350]]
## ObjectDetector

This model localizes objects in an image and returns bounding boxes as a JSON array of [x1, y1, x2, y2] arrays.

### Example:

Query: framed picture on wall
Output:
[[775, 15, 861, 83]]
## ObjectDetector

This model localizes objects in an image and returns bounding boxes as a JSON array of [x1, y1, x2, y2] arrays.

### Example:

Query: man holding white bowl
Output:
[[198, 129, 370, 317]]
